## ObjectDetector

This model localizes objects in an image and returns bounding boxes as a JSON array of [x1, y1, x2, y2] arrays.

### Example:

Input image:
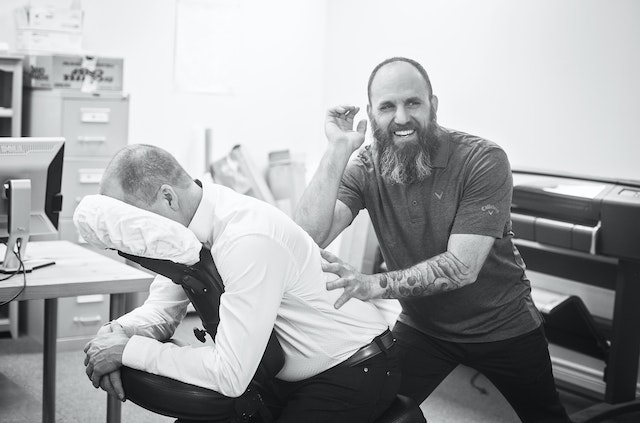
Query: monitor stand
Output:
[[0, 179, 55, 274]]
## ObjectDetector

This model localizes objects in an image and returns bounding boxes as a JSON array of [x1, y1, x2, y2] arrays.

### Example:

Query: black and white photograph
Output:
[[0, 1, 638, 422]]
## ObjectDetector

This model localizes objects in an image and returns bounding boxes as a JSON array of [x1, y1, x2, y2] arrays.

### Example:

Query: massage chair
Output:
[[73, 193, 426, 422], [117, 246, 426, 423]]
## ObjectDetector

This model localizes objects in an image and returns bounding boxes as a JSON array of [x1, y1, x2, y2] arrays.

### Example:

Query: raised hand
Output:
[[325, 105, 368, 153]]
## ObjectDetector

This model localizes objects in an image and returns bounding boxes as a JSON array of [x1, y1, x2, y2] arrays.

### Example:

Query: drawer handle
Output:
[[77, 136, 107, 143], [78, 169, 105, 184], [73, 315, 102, 325], [80, 108, 110, 123]]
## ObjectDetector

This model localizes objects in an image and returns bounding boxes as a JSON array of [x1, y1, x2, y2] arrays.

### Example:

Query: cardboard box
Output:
[[28, 7, 84, 32], [266, 149, 306, 217], [23, 54, 123, 91], [14, 6, 83, 54], [17, 29, 83, 54]]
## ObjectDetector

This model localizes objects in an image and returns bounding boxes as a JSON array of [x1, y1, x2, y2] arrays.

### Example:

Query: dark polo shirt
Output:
[[338, 127, 542, 342]]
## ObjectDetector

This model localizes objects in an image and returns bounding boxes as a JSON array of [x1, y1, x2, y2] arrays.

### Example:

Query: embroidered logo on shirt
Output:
[[434, 191, 443, 200], [481, 204, 499, 215]]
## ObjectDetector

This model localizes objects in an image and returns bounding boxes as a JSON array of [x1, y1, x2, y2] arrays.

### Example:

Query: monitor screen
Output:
[[0, 138, 64, 241]]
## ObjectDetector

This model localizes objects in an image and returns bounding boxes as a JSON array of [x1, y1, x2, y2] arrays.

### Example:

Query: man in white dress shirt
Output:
[[83, 144, 400, 422]]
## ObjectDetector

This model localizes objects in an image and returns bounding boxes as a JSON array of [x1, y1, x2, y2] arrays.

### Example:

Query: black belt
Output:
[[343, 329, 395, 367]]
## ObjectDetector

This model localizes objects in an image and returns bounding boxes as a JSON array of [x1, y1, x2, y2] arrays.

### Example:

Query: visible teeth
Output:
[[394, 129, 415, 136]]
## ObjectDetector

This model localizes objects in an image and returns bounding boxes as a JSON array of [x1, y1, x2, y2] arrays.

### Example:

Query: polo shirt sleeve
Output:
[[122, 234, 293, 398], [451, 146, 512, 239], [337, 153, 368, 219]]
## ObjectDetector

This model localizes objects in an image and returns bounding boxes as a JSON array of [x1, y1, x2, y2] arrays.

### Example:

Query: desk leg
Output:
[[605, 260, 640, 403], [43, 298, 57, 423], [106, 293, 127, 423]]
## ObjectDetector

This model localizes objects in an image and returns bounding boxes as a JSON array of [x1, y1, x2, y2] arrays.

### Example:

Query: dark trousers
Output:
[[393, 322, 571, 423], [263, 347, 401, 423]]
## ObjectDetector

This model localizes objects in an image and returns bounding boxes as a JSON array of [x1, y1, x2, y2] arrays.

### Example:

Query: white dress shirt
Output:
[[119, 180, 389, 397]]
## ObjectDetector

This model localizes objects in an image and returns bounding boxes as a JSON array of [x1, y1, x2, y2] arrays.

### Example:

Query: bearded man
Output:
[[294, 57, 571, 423]]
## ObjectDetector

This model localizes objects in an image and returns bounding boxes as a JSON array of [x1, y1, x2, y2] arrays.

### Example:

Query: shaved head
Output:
[[100, 144, 193, 205], [367, 57, 433, 105]]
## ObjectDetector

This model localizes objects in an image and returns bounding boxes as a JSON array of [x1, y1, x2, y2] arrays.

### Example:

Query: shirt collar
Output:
[[430, 125, 450, 169], [188, 181, 215, 248]]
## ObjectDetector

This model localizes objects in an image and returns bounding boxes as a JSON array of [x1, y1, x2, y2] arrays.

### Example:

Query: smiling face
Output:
[[367, 61, 436, 147], [367, 61, 439, 184]]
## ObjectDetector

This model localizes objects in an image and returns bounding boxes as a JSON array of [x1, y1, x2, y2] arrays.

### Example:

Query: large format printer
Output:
[[511, 169, 640, 421], [512, 171, 640, 261]]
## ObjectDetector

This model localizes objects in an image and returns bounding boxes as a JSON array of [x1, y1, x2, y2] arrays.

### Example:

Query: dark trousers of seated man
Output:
[[394, 322, 572, 423], [263, 347, 401, 422], [174, 343, 400, 423]]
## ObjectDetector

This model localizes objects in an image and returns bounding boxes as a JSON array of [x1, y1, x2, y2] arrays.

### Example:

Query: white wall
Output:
[[3, 0, 636, 180], [0, 0, 329, 178], [322, 0, 640, 182]]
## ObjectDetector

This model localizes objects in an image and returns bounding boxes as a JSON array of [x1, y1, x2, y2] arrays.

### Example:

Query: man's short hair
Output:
[[105, 144, 192, 205], [367, 57, 433, 103]]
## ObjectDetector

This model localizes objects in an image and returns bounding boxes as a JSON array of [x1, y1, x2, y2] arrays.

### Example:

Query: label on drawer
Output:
[[81, 107, 110, 123], [78, 168, 104, 184]]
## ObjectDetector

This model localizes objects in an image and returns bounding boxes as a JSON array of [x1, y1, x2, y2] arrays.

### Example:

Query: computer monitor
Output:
[[0, 137, 64, 273]]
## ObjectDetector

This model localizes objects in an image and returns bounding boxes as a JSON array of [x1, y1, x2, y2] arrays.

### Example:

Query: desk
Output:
[[0, 241, 154, 423]]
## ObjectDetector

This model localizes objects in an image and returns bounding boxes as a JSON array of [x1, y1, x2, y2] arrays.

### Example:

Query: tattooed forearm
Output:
[[377, 251, 473, 299]]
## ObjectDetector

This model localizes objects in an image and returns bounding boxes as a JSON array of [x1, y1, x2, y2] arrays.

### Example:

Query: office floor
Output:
[[0, 314, 637, 423]]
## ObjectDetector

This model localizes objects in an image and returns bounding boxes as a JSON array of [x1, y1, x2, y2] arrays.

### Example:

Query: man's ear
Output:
[[431, 95, 439, 113], [157, 184, 179, 211]]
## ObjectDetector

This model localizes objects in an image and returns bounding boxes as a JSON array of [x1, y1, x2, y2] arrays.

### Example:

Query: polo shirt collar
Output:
[[430, 125, 450, 169]]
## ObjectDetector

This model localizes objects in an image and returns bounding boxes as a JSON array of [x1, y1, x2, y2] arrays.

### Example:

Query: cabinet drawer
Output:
[[62, 96, 129, 157], [57, 295, 110, 338], [60, 157, 110, 218]]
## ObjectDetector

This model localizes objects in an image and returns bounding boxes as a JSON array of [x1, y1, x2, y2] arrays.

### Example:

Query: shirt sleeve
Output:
[[451, 146, 513, 238], [337, 152, 368, 219], [122, 234, 294, 397], [117, 274, 190, 340]]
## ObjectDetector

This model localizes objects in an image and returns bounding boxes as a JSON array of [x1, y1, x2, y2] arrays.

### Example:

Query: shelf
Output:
[[0, 54, 23, 137]]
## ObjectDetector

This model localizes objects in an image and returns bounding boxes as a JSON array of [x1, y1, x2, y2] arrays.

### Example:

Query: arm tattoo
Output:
[[377, 251, 472, 299]]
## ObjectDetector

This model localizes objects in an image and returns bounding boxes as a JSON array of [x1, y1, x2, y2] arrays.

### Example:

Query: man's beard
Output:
[[372, 118, 437, 185]]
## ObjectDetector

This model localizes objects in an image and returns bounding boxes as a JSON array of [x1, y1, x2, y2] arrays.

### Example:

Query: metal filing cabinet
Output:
[[23, 88, 130, 350]]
